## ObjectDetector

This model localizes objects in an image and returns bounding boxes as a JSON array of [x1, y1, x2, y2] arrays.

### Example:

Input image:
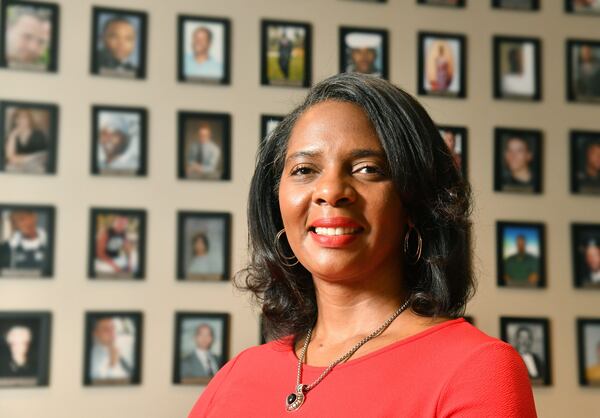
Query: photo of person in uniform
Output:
[[495, 129, 541, 193], [566, 0, 600, 14], [1, 2, 58, 71], [498, 222, 544, 288], [84, 313, 141, 385], [572, 224, 600, 288], [572, 131, 600, 195], [0, 312, 50, 387], [438, 126, 467, 177], [502, 318, 550, 386], [578, 319, 600, 386], [92, 107, 146, 176], [89, 209, 145, 280], [494, 37, 540, 100], [1, 103, 56, 174], [0, 206, 54, 278], [261, 20, 311, 88], [178, 112, 230, 181], [568, 40, 600, 103], [418, 33, 465, 98], [91, 8, 146, 79], [340, 27, 387, 79], [179, 16, 229, 84], [177, 212, 230, 281], [174, 313, 229, 385]]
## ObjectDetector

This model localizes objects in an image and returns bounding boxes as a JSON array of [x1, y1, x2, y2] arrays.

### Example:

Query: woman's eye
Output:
[[290, 165, 313, 176], [355, 165, 383, 175]]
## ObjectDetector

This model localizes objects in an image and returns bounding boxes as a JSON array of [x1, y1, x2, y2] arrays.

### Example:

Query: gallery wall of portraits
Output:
[[0, 0, 599, 417]]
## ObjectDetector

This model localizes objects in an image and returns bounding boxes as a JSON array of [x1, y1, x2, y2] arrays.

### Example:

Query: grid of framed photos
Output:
[[0, 0, 598, 406]]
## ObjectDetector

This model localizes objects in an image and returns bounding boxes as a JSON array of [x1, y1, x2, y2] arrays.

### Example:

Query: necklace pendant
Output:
[[286, 384, 306, 412]]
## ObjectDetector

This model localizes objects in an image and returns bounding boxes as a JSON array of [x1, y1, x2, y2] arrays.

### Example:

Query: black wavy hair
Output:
[[237, 72, 474, 342]]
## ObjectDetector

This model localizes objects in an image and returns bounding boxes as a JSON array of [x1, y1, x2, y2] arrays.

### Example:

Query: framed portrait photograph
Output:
[[260, 114, 284, 144], [567, 39, 600, 103], [0, 311, 51, 387], [0, 0, 59, 72], [339, 26, 388, 79], [416, 0, 466, 7], [176, 211, 231, 281], [0, 100, 58, 175], [566, 0, 600, 15], [494, 128, 542, 193], [496, 221, 546, 288], [177, 111, 231, 181], [91, 105, 147, 177], [571, 130, 600, 195], [493, 36, 541, 101], [492, 0, 540, 10], [571, 223, 600, 288], [90, 6, 147, 79], [501, 317, 551, 385], [177, 15, 230, 85], [260, 19, 312, 88], [438, 125, 468, 178], [88, 208, 146, 280], [83, 311, 142, 386], [577, 318, 600, 386], [173, 312, 229, 385], [418, 32, 466, 98], [0, 205, 54, 278]]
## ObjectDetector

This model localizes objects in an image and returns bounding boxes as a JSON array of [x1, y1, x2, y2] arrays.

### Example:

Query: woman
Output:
[[188, 73, 537, 417], [4, 108, 48, 173]]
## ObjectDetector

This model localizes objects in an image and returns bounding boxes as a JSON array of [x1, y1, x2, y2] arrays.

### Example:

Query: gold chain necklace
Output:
[[285, 297, 411, 412]]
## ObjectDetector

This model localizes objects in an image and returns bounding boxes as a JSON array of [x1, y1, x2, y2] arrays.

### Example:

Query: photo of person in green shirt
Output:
[[497, 222, 545, 288]]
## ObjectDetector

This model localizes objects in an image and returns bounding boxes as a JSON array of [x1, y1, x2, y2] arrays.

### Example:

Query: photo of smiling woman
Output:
[[187, 73, 537, 417]]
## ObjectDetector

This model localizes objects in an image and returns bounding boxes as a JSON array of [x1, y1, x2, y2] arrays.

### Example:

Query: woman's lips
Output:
[[308, 217, 363, 248]]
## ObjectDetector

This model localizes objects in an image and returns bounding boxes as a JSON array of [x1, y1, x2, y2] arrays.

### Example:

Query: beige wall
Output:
[[1, 0, 599, 417]]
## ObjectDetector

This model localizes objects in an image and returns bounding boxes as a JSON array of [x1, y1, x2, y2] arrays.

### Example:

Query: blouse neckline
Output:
[[282, 317, 466, 372]]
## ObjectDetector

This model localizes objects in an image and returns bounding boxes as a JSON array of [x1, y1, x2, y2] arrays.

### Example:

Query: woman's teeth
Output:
[[313, 227, 359, 236]]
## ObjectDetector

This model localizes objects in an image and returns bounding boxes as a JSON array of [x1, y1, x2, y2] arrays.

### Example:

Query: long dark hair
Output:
[[237, 72, 474, 342]]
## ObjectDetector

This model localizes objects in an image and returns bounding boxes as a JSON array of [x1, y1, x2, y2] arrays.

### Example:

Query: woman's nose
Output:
[[312, 168, 356, 207]]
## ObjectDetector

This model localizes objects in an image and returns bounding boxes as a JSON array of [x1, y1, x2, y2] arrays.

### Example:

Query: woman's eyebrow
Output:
[[350, 149, 386, 160], [285, 150, 322, 164]]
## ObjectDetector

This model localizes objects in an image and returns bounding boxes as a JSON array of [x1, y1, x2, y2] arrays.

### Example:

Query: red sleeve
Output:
[[186, 348, 247, 418], [436, 340, 538, 418]]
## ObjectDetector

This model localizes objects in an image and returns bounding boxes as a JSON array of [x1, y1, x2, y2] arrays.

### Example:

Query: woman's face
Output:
[[278, 100, 406, 282]]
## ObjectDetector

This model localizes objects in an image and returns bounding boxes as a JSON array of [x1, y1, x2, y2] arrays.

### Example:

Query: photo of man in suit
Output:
[[180, 323, 221, 381], [185, 123, 222, 179], [514, 326, 545, 383]]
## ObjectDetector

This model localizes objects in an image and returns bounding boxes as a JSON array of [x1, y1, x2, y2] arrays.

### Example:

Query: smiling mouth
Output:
[[309, 227, 362, 236]]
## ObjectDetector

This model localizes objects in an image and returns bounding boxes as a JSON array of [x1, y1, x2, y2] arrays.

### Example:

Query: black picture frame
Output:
[[438, 125, 468, 178], [493, 36, 541, 101], [571, 223, 600, 289], [176, 211, 231, 282], [565, 0, 600, 15], [492, 0, 540, 10], [496, 221, 546, 288], [83, 311, 143, 386], [0, 100, 59, 175], [417, 31, 467, 98], [91, 105, 147, 177], [494, 128, 543, 194], [260, 114, 284, 145], [177, 111, 231, 181], [0, 0, 60, 72], [339, 26, 389, 80], [577, 318, 600, 386], [0, 204, 55, 278], [172, 311, 230, 385], [0, 311, 51, 387], [87, 207, 146, 280], [570, 130, 600, 195], [260, 19, 312, 88], [177, 15, 231, 85], [416, 0, 466, 7], [500, 316, 552, 386], [566, 39, 600, 104], [90, 6, 147, 80]]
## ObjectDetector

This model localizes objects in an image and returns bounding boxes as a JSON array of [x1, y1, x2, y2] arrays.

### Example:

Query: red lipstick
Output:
[[308, 217, 363, 248]]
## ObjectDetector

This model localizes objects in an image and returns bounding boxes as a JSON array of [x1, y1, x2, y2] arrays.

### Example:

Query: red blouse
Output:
[[188, 317, 538, 417]]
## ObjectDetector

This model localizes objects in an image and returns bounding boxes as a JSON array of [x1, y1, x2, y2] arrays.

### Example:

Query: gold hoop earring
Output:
[[275, 228, 299, 267], [404, 225, 422, 264]]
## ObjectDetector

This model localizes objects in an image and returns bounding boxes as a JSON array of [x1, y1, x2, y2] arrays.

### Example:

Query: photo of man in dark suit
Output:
[[514, 326, 545, 383], [180, 323, 221, 381]]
